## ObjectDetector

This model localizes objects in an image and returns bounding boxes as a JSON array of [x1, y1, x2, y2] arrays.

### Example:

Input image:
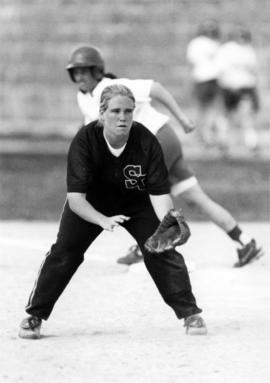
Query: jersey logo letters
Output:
[[124, 165, 146, 191]]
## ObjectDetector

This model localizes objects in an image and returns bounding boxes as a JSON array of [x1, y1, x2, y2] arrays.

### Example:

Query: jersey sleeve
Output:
[[146, 137, 170, 195], [66, 127, 93, 193]]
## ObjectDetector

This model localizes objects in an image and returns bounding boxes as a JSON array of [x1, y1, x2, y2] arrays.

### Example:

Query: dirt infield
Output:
[[0, 221, 269, 383]]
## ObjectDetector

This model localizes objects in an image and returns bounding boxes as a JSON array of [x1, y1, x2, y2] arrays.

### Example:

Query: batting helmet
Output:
[[66, 46, 105, 82]]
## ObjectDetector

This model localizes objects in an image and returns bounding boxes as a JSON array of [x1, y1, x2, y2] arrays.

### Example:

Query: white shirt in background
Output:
[[215, 41, 258, 90], [186, 36, 220, 82]]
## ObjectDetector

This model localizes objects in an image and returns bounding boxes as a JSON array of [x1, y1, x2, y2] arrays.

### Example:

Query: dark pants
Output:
[[26, 203, 201, 320]]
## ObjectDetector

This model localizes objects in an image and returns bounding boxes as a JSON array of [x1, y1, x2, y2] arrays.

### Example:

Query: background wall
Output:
[[0, 0, 270, 137]]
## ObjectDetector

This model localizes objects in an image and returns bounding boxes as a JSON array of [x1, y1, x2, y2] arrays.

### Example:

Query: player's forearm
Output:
[[149, 194, 174, 221], [67, 192, 106, 226], [150, 81, 194, 133]]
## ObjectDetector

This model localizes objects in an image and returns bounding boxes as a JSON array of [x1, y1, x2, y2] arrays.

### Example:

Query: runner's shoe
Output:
[[184, 314, 207, 335], [19, 316, 42, 339], [234, 239, 264, 267], [117, 245, 143, 265]]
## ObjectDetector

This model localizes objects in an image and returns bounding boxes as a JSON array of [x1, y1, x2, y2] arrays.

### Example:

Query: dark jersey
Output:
[[67, 121, 170, 216]]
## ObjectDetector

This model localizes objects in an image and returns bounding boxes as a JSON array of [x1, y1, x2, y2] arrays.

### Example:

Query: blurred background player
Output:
[[186, 20, 225, 149], [66, 45, 263, 268], [216, 26, 260, 153]]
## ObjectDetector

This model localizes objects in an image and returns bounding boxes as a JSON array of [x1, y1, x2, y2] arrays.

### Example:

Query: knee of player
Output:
[[181, 185, 209, 210], [185, 198, 199, 209], [181, 193, 200, 209], [50, 243, 85, 266]]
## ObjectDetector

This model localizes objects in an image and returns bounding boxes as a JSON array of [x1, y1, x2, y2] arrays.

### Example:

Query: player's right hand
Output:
[[101, 215, 130, 231], [182, 119, 196, 134]]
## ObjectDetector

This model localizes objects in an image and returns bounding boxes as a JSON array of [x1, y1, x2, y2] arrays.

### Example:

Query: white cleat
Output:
[[19, 316, 42, 339], [184, 314, 207, 335]]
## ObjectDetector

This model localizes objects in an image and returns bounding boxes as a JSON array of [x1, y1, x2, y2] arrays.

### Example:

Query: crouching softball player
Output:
[[19, 84, 207, 339]]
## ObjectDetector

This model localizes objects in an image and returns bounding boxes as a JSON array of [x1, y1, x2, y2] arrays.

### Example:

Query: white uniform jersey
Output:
[[77, 77, 169, 135], [186, 36, 220, 82], [215, 41, 258, 90]]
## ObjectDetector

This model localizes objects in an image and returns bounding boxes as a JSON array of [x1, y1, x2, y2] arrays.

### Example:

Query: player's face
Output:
[[73, 67, 96, 93], [101, 95, 134, 142]]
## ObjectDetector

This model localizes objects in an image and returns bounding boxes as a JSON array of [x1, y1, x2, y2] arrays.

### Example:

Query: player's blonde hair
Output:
[[99, 84, 136, 115]]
